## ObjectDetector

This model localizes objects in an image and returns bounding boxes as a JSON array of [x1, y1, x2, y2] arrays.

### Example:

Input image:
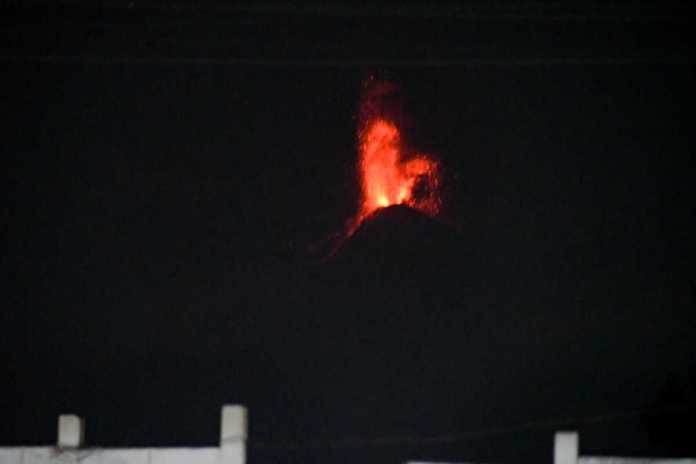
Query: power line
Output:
[[6, 2, 692, 20], [250, 403, 695, 450], [0, 54, 690, 66]]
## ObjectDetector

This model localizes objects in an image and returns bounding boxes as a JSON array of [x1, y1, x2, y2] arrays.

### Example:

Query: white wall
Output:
[[0, 405, 246, 464], [0, 447, 225, 464]]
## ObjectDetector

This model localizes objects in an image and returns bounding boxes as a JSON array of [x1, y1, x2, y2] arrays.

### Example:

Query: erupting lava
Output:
[[355, 118, 440, 228], [322, 78, 442, 246]]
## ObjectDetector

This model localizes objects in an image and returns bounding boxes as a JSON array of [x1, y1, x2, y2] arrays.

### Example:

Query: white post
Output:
[[58, 414, 84, 449], [220, 405, 247, 464], [554, 431, 578, 464]]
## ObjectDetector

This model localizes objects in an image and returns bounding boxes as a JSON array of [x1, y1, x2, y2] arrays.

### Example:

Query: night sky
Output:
[[2, 3, 695, 464]]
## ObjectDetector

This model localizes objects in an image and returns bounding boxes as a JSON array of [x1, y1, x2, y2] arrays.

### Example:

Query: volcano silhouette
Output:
[[344, 205, 458, 256], [320, 204, 498, 317], [334, 205, 464, 273], [283, 206, 516, 443], [261, 203, 685, 463], [250, 206, 692, 462]]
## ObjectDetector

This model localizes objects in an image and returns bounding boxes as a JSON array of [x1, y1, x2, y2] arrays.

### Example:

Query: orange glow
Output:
[[355, 118, 440, 226]]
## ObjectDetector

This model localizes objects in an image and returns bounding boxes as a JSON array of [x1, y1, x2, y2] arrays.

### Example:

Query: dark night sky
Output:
[[1, 2, 695, 463]]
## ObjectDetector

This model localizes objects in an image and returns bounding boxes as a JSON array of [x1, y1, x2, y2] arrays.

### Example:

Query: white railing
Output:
[[1, 410, 693, 464], [0, 405, 246, 464], [406, 432, 696, 464]]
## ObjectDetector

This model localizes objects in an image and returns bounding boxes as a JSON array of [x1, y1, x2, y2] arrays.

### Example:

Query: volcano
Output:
[[319, 205, 484, 319], [278, 206, 540, 457], [335, 205, 462, 268], [345, 205, 455, 251], [265, 202, 693, 463]]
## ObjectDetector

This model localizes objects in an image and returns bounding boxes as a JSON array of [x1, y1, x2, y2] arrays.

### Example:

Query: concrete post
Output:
[[58, 415, 84, 449], [554, 431, 579, 464], [220, 405, 247, 464]]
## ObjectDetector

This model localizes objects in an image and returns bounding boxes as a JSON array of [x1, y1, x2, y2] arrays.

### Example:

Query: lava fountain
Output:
[[352, 81, 441, 232]]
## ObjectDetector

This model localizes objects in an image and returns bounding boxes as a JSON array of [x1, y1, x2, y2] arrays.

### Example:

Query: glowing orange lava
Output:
[[356, 118, 440, 225]]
